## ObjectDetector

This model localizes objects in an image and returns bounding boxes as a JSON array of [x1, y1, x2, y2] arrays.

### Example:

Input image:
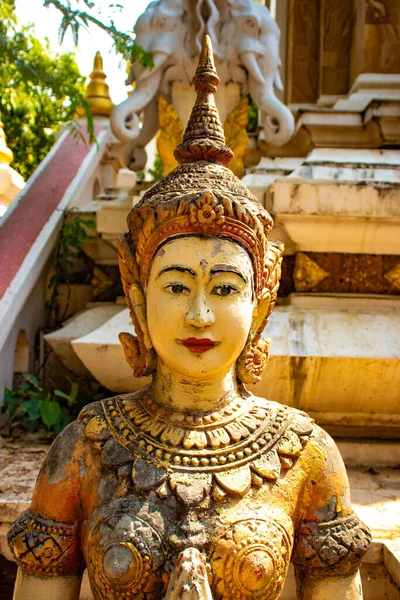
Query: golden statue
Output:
[[8, 37, 371, 600]]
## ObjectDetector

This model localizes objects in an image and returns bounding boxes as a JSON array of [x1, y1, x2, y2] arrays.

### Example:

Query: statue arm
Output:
[[292, 426, 371, 599], [296, 570, 363, 599], [8, 421, 86, 600], [13, 570, 81, 600]]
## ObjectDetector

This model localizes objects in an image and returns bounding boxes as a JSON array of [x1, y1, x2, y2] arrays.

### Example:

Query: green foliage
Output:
[[3, 373, 78, 434], [0, 0, 87, 179], [2, 372, 108, 435], [46, 211, 95, 326], [147, 155, 164, 182], [0, 1, 154, 180], [43, 0, 154, 66], [69, 98, 96, 147], [247, 95, 258, 133]]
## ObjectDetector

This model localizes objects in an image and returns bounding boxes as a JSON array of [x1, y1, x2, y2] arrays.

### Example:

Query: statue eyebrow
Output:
[[157, 265, 197, 279], [210, 264, 247, 283]]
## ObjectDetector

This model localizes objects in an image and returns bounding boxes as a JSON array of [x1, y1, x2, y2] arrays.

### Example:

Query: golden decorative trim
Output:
[[88, 510, 164, 598], [224, 97, 249, 179], [384, 263, 400, 290], [91, 266, 114, 298], [8, 510, 81, 576], [211, 518, 291, 599], [293, 514, 372, 577], [293, 252, 330, 292]]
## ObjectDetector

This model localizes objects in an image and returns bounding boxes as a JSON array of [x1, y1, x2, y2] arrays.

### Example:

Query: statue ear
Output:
[[129, 283, 153, 350], [237, 289, 271, 385], [250, 289, 271, 337], [119, 282, 157, 378]]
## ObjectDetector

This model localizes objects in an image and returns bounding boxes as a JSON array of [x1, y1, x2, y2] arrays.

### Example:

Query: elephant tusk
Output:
[[240, 52, 266, 86], [138, 52, 168, 82]]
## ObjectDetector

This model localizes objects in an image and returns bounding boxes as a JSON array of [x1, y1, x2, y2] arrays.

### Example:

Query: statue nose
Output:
[[185, 292, 215, 328]]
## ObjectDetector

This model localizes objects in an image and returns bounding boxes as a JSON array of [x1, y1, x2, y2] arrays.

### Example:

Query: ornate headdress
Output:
[[118, 35, 283, 384]]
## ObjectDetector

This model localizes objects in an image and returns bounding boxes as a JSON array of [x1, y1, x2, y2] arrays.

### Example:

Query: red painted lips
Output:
[[181, 338, 217, 353]]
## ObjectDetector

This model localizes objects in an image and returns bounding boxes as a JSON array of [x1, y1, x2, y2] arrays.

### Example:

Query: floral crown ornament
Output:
[[117, 34, 283, 383]]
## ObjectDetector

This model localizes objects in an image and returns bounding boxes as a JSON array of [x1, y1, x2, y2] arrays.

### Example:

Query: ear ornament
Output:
[[117, 233, 157, 378]]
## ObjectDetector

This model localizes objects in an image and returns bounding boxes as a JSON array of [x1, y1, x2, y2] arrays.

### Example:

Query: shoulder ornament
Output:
[[292, 513, 372, 576], [7, 509, 82, 576]]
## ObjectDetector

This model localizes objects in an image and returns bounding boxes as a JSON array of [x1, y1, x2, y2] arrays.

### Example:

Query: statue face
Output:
[[146, 236, 255, 379]]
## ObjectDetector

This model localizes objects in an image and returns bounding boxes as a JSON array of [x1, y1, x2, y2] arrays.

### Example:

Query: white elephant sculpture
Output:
[[110, 0, 294, 171], [110, 0, 198, 170], [220, 0, 294, 147]]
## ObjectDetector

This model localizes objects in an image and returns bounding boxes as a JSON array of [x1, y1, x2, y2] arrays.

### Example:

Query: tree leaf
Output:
[[25, 399, 42, 421], [68, 381, 79, 405], [40, 400, 62, 428], [54, 389, 72, 400], [22, 373, 41, 390]]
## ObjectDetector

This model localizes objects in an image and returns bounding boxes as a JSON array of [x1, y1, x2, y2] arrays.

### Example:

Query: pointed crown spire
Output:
[[174, 35, 233, 166], [83, 51, 114, 117]]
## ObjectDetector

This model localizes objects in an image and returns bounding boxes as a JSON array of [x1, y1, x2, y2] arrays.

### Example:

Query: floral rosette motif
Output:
[[189, 192, 225, 227], [211, 518, 292, 599]]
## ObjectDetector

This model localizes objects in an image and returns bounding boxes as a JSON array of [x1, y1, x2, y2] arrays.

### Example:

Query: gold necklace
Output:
[[93, 392, 313, 499]]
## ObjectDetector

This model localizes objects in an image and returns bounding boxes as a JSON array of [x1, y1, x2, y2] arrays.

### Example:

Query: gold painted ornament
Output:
[[224, 96, 250, 178], [91, 266, 114, 298], [81, 391, 313, 502], [76, 51, 114, 118], [212, 518, 292, 600], [293, 252, 330, 291], [384, 262, 400, 290]]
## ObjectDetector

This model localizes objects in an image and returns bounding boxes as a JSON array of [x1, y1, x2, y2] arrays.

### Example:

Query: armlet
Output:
[[7, 509, 83, 577], [292, 514, 372, 577]]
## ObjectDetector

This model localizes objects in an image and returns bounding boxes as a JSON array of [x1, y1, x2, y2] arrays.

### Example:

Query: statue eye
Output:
[[164, 283, 190, 295], [212, 285, 239, 297], [245, 18, 257, 29], [156, 16, 167, 31]]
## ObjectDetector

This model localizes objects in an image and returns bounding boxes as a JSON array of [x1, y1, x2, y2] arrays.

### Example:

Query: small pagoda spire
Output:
[[0, 118, 13, 165], [83, 51, 114, 117], [174, 35, 233, 166]]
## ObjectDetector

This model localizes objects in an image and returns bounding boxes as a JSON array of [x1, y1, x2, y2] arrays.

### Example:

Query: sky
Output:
[[14, 0, 151, 104]]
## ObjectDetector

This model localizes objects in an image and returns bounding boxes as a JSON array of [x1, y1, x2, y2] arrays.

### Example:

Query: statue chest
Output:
[[79, 395, 313, 599], [84, 491, 294, 600]]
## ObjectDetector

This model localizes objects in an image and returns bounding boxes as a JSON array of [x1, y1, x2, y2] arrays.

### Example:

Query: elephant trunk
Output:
[[248, 75, 294, 147], [124, 98, 160, 171], [110, 65, 164, 142], [243, 51, 294, 147]]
